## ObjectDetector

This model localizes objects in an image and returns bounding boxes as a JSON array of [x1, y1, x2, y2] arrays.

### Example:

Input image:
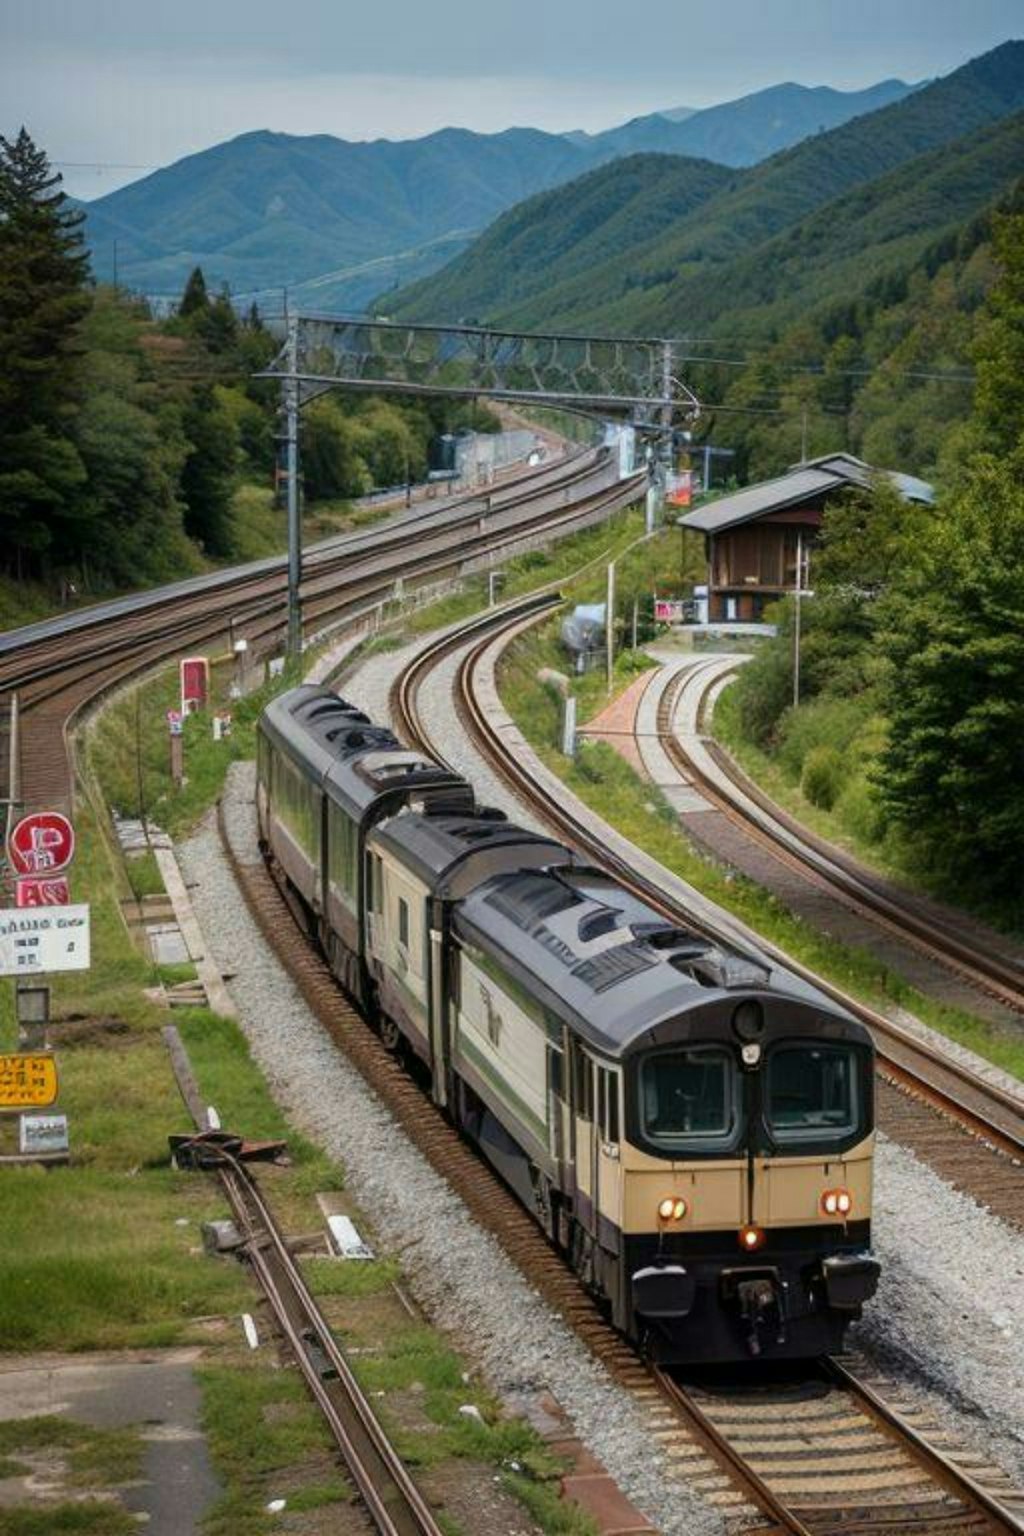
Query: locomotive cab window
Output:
[[640, 1047, 736, 1150], [398, 896, 409, 949], [766, 1044, 859, 1142]]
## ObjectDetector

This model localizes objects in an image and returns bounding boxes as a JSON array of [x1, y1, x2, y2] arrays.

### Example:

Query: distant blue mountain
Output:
[[78, 76, 915, 310]]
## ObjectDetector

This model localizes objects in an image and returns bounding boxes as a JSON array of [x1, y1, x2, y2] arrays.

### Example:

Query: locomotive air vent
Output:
[[487, 873, 580, 927], [572, 941, 653, 992], [577, 908, 620, 942], [631, 921, 710, 956]]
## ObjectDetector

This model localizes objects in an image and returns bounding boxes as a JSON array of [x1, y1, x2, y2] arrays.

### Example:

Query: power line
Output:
[[55, 160, 158, 172]]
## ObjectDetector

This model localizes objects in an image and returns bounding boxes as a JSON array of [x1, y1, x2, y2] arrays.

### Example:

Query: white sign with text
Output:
[[0, 904, 91, 976]]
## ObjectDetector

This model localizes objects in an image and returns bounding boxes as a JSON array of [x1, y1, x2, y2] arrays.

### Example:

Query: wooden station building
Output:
[[677, 453, 933, 625]]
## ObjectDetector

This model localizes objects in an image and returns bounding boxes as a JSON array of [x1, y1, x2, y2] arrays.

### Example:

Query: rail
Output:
[[162, 1024, 446, 1536]]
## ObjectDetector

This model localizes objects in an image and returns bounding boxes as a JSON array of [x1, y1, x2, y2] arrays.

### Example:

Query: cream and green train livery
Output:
[[258, 684, 880, 1362]]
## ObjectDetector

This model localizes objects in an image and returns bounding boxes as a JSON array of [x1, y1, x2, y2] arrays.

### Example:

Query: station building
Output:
[[677, 453, 933, 625]]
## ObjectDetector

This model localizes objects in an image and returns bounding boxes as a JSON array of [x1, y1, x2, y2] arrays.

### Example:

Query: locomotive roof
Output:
[[371, 807, 571, 894], [454, 864, 863, 1055], [261, 684, 468, 818]]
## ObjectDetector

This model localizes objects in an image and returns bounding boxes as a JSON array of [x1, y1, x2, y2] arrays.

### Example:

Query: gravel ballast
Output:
[[179, 768, 728, 1536]]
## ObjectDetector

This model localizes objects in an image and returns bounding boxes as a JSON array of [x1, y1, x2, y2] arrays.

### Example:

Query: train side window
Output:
[[398, 896, 409, 949], [597, 1066, 619, 1146], [548, 1046, 564, 1099], [572, 1042, 593, 1119]]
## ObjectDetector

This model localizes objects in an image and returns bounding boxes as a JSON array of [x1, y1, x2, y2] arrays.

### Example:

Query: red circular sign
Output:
[[7, 812, 76, 877]]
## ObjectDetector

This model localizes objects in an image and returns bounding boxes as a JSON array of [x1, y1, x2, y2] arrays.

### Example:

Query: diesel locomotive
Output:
[[257, 683, 880, 1361]]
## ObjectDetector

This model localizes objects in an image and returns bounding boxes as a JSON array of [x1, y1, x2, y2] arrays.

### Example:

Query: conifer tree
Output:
[[179, 265, 209, 317], [0, 127, 90, 570]]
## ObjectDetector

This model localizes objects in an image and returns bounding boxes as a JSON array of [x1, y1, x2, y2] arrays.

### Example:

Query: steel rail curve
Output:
[[659, 658, 1024, 1017]]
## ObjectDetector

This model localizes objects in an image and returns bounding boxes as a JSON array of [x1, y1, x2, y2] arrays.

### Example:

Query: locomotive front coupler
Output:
[[720, 1267, 790, 1357]]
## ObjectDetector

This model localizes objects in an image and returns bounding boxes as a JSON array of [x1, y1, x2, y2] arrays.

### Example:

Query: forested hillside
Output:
[[721, 202, 1024, 920], [0, 131, 487, 616], [393, 41, 1024, 334], [391, 41, 1024, 485], [375, 154, 731, 323]]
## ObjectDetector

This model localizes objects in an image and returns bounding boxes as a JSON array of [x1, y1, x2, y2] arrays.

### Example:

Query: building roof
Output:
[[677, 451, 934, 535]]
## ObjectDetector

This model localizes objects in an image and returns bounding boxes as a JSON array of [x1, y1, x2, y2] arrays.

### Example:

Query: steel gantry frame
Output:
[[258, 314, 700, 656]]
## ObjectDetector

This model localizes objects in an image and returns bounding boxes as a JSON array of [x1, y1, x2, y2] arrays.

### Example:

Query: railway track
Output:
[[162, 1024, 446, 1536], [0, 448, 644, 812], [226, 773, 1024, 1536], [378, 596, 1024, 1536], [655, 656, 1024, 1019]]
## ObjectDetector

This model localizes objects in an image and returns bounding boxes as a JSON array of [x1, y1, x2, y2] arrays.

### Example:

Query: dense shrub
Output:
[[801, 745, 846, 810]]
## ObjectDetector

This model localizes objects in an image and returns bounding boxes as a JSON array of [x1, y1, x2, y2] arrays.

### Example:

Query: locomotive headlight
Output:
[[658, 1197, 688, 1222], [821, 1187, 852, 1218], [738, 1223, 766, 1251]]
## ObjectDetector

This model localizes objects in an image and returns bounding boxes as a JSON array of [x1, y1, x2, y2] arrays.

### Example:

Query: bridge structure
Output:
[[257, 314, 701, 655]]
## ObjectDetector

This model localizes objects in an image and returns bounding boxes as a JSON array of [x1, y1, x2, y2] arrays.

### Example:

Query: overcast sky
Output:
[[2, 0, 1021, 199]]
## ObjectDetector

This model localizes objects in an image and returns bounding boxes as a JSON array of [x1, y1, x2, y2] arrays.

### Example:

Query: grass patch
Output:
[[0, 1503, 140, 1535], [85, 653, 304, 842], [0, 1417, 143, 1490], [197, 1363, 354, 1536], [124, 851, 165, 900], [500, 620, 1024, 1083]]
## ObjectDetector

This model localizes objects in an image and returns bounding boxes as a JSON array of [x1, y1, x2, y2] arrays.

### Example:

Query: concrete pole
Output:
[[606, 559, 616, 693], [285, 315, 302, 660]]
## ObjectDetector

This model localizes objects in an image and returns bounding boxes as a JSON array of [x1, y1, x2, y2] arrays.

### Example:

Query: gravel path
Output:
[[178, 768, 727, 1536]]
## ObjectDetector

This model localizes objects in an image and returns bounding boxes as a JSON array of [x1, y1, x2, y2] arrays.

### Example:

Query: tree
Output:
[[180, 387, 239, 556], [178, 266, 209, 318], [302, 398, 368, 501], [876, 456, 1024, 911], [970, 200, 1024, 461], [0, 127, 90, 570]]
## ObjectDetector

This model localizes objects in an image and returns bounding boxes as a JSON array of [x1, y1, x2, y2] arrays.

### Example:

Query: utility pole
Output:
[[792, 530, 803, 709], [284, 313, 302, 660]]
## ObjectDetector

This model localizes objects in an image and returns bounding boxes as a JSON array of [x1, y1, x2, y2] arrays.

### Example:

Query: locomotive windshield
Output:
[[766, 1044, 859, 1142], [640, 1047, 737, 1150]]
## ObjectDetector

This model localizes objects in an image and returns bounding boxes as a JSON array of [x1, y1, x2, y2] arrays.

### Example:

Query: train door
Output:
[[594, 1063, 623, 1240], [546, 1035, 567, 1185]]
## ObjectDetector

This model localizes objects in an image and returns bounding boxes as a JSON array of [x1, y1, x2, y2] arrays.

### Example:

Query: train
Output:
[[256, 683, 880, 1362]]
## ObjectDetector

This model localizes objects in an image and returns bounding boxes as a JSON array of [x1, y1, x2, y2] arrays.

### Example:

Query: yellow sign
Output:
[[0, 1054, 58, 1109]]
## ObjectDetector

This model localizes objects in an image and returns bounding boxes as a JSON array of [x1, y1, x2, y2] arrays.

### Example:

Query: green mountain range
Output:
[[390, 41, 1024, 333], [574, 78, 916, 166], [78, 77, 914, 310]]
